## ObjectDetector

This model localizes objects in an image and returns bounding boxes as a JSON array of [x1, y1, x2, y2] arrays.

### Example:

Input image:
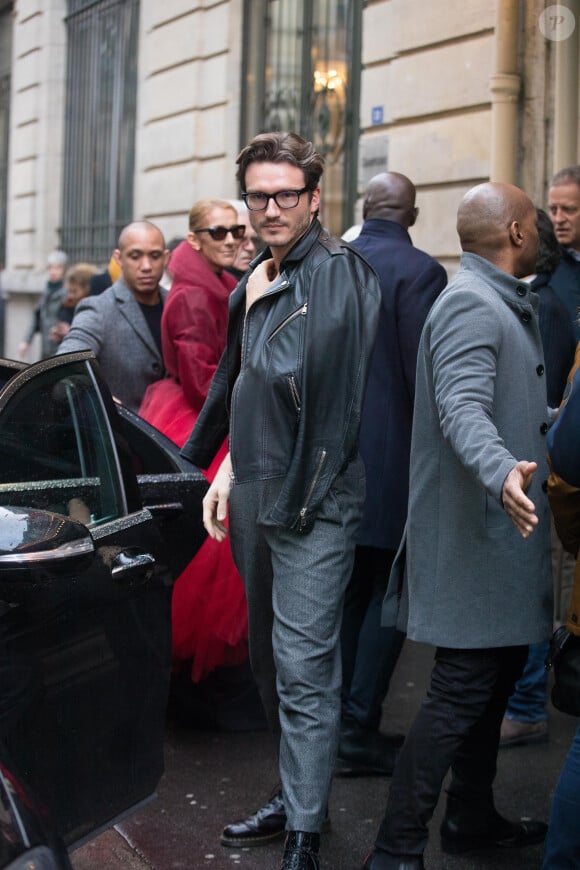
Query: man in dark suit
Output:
[[548, 165, 580, 341], [338, 172, 447, 775], [58, 220, 169, 412]]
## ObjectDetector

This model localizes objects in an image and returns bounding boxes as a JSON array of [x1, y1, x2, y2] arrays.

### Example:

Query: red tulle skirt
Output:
[[139, 378, 249, 683]]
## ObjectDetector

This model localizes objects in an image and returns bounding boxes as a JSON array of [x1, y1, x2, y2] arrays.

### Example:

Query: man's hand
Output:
[[502, 461, 539, 538], [202, 452, 233, 542], [246, 258, 278, 311]]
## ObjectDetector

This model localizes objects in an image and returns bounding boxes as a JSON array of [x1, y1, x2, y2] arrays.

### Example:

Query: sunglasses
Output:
[[194, 225, 246, 241]]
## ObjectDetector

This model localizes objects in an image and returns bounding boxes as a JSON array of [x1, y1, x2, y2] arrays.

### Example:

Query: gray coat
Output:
[[384, 252, 553, 648], [57, 278, 167, 412]]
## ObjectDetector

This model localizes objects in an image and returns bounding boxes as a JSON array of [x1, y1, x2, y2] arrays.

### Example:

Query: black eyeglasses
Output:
[[242, 188, 310, 211], [194, 225, 246, 241]]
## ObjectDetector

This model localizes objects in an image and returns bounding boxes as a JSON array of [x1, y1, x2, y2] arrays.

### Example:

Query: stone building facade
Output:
[[0, 0, 578, 359]]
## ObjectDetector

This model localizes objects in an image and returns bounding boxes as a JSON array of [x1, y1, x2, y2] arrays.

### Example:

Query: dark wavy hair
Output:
[[236, 132, 325, 191], [535, 207, 561, 275]]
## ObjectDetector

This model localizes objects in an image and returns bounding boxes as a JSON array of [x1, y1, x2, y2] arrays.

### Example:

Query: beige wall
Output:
[[358, 0, 559, 274], [2, 0, 578, 358], [3, 0, 67, 360], [2, 0, 244, 360], [6, 0, 66, 272], [134, 0, 244, 246]]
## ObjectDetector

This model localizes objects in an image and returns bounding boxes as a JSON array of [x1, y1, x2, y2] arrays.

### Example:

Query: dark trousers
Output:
[[376, 644, 528, 856], [341, 545, 405, 729]]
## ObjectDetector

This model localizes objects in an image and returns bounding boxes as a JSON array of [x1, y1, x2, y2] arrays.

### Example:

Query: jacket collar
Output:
[[279, 218, 326, 270], [111, 276, 167, 305], [245, 218, 326, 275], [110, 277, 166, 357], [359, 218, 413, 245], [460, 251, 539, 313], [230, 219, 326, 313]]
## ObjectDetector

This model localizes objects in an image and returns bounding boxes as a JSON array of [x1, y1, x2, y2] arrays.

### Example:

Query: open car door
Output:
[[0, 352, 206, 866]]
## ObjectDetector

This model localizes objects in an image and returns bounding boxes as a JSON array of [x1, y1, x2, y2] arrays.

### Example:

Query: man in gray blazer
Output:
[[362, 183, 553, 870], [58, 221, 169, 412]]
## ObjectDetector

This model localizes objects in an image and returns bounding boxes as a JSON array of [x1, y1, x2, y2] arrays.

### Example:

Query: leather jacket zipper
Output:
[[233, 276, 291, 458], [267, 302, 308, 342], [299, 449, 327, 530], [288, 375, 301, 414]]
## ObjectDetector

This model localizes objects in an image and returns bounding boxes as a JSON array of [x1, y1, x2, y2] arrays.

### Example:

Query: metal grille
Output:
[[61, 0, 139, 264]]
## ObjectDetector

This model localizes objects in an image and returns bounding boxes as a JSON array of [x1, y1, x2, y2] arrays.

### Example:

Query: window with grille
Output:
[[240, 0, 361, 235], [61, 0, 139, 265]]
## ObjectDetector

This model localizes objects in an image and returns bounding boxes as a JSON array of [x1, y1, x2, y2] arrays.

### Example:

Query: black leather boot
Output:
[[440, 794, 547, 854], [280, 831, 320, 869], [221, 790, 287, 846], [221, 790, 331, 847]]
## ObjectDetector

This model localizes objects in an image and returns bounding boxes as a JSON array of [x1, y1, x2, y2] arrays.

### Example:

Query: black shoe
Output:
[[221, 790, 286, 846], [361, 849, 425, 869], [221, 791, 330, 847], [336, 718, 402, 776], [440, 802, 547, 854], [281, 831, 320, 870]]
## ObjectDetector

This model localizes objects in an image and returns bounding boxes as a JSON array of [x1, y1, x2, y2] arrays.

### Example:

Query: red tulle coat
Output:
[[140, 241, 248, 682]]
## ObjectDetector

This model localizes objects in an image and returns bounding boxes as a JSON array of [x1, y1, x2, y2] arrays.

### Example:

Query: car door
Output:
[[115, 403, 208, 581], [0, 352, 185, 857]]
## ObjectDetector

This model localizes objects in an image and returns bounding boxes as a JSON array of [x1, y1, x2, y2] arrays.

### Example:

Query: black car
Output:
[[0, 351, 207, 869]]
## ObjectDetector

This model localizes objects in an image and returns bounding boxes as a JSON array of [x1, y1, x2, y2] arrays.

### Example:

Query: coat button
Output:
[[536, 364, 545, 376], [521, 311, 531, 323], [540, 422, 548, 435], [517, 286, 527, 297]]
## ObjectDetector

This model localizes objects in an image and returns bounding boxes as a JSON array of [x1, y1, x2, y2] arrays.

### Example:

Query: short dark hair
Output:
[[550, 165, 580, 189], [236, 131, 325, 191], [536, 207, 561, 274]]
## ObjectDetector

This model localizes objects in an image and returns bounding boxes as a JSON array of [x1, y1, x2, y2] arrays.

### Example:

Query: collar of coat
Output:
[[459, 251, 539, 314]]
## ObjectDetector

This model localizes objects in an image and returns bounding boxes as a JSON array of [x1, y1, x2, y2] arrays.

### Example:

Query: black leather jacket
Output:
[[181, 219, 380, 531]]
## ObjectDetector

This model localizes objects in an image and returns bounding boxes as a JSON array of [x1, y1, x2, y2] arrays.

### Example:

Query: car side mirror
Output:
[[0, 505, 94, 580]]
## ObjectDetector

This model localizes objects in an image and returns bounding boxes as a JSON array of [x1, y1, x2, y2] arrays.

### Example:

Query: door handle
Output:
[[144, 501, 184, 519], [111, 550, 155, 585]]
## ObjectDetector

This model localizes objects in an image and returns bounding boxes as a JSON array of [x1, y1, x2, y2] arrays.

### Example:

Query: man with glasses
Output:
[[182, 131, 381, 870]]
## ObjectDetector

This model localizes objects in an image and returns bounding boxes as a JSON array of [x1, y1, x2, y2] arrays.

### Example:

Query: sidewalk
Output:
[[72, 640, 577, 870]]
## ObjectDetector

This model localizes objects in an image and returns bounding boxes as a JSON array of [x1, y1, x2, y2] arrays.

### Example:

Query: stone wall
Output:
[[134, 0, 243, 245], [358, 0, 556, 276]]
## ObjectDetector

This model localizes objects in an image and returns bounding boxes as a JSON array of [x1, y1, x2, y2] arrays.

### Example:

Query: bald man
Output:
[[58, 221, 169, 411], [338, 173, 447, 776], [362, 183, 552, 870]]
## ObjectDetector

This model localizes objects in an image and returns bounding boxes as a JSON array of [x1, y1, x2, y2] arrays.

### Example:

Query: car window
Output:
[[0, 361, 127, 524]]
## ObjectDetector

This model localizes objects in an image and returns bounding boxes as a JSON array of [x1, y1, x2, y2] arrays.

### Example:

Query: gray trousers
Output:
[[229, 456, 365, 832]]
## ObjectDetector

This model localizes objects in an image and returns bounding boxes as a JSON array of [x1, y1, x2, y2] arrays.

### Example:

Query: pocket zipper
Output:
[[288, 375, 301, 413], [299, 449, 327, 530], [267, 302, 308, 342]]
